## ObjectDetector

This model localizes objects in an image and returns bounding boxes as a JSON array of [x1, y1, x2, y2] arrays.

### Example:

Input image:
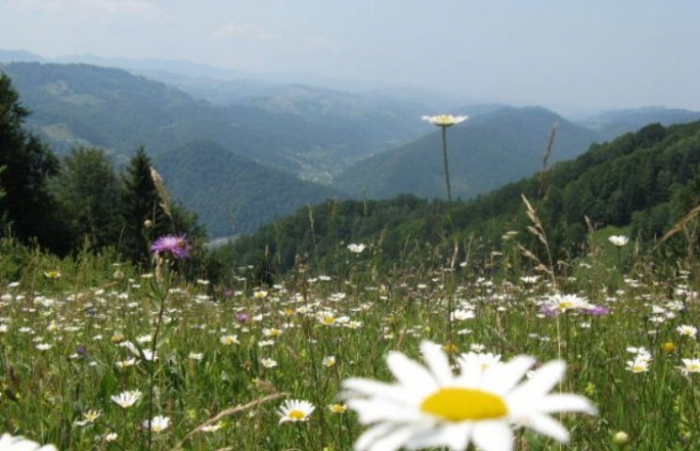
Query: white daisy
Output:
[[342, 341, 595, 451], [111, 390, 143, 408], [143, 415, 170, 433], [608, 235, 629, 247], [278, 399, 315, 424]]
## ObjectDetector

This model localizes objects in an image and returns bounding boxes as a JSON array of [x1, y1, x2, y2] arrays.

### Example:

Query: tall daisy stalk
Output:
[[422, 114, 468, 225], [423, 115, 468, 349]]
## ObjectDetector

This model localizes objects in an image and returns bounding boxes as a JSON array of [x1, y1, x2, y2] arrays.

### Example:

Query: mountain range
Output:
[[2, 52, 700, 240]]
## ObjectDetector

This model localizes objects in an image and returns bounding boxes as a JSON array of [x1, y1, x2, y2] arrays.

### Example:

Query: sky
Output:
[[1, 0, 699, 112]]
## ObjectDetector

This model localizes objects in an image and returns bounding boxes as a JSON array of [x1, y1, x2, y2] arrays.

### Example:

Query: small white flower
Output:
[[677, 325, 697, 338], [278, 399, 315, 423], [608, 235, 629, 247], [422, 114, 468, 127], [143, 415, 170, 433], [347, 243, 367, 254], [111, 390, 143, 408]]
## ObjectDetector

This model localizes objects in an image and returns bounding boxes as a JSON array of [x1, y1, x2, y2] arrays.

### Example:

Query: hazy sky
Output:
[[1, 0, 699, 111]]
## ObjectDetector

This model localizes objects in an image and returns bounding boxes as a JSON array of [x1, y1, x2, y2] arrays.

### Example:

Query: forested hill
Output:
[[215, 121, 700, 274], [0, 62, 427, 182], [154, 140, 345, 237]]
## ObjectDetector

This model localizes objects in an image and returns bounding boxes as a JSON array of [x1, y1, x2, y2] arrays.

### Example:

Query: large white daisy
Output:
[[342, 341, 595, 451], [0, 433, 57, 451]]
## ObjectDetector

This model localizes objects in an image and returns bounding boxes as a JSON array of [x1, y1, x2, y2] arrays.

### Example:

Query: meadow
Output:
[[0, 226, 699, 451]]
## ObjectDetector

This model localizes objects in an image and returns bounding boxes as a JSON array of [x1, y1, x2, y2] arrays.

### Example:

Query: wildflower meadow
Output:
[[1, 221, 699, 451]]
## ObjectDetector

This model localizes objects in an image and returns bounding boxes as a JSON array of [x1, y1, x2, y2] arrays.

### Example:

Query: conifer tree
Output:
[[119, 147, 170, 266], [0, 73, 66, 252]]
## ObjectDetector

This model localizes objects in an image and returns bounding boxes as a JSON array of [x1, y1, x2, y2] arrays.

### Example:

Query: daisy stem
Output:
[[440, 126, 455, 232]]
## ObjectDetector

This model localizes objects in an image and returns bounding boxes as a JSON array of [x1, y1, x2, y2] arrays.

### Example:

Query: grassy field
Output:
[[0, 231, 699, 451]]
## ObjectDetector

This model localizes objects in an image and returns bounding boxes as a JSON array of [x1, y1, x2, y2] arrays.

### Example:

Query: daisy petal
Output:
[[387, 351, 439, 395], [421, 341, 453, 385], [539, 394, 597, 414], [472, 421, 514, 451], [525, 413, 570, 443], [509, 360, 565, 399], [485, 355, 536, 393], [355, 423, 396, 451]]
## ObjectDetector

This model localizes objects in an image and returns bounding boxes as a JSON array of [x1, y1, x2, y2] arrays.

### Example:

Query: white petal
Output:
[[484, 355, 535, 393], [508, 360, 565, 399], [387, 351, 439, 395], [343, 378, 421, 405], [538, 394, 597, 415], [523, 413, 570, 442], [368, 425, 417, 451], [472, 421, 514, 451], [347, 399, 422, 424], [355, 423, 397, 451], [420, 341, 453, 385], [404, 423, 471, 451]]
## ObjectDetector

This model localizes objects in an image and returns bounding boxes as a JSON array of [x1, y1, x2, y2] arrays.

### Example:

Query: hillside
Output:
[[218, 121, 700, 273], [0, 62, 427, 182], [154, 140, 345, 237], [334, 106, 599, 199]]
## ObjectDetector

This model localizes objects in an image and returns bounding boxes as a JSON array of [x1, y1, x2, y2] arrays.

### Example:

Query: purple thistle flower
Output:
[[235, 313, 250, 323], [151, 234, 190, 260]]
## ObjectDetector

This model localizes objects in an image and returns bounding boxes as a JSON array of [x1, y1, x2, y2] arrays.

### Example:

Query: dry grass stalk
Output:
[[659, 203, 700, 244], [149, 167, 173, 220], [520, 194, 557, 288], [171, 392, 289, 450]]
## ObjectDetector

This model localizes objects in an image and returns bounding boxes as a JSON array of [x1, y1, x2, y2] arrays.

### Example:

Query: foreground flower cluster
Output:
[[342, 341, 596, 451]]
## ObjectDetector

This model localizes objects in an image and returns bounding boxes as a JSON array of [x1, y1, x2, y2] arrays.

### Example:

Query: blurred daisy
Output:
[[278, 399, 315, 424], [0, 433, 57, 451], [347, 243, 367, 254], [342, 341, 595, 451], [43, 271, 62, 279], [143, 415, 170, 433], [626, 357, 650, 373], [421, 114, 468, 127], [608, 235, 629, 247], [677, 325, 697, 338], [680, 358, 700, 375], [261, 358, 278, 368], [220, 335, 240, 346], [111, 390, 143, 408]]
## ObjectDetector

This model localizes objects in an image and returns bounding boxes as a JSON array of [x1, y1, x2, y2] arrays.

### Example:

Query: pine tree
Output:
[[0, 73, 66, 252], [119, 147, 170, 266]]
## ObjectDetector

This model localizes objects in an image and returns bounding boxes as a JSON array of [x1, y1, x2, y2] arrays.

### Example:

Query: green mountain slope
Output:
[[218, 121, 700, 273], [334, 106, 599, 199], [154, 140, 345, 238], [0, 62, 427, 182]]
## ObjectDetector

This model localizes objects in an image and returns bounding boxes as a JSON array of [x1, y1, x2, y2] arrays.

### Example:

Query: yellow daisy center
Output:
[[420, 388, 508, 421], [288, 410, 306, 420]]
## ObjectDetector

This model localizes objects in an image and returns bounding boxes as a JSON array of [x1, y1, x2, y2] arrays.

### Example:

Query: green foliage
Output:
[[0, 73, 68, 253], [154, 140, 345, 238], [54, 147, 122, 251], [220, 121, 700, 277], [119, 147, 172, 266]]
